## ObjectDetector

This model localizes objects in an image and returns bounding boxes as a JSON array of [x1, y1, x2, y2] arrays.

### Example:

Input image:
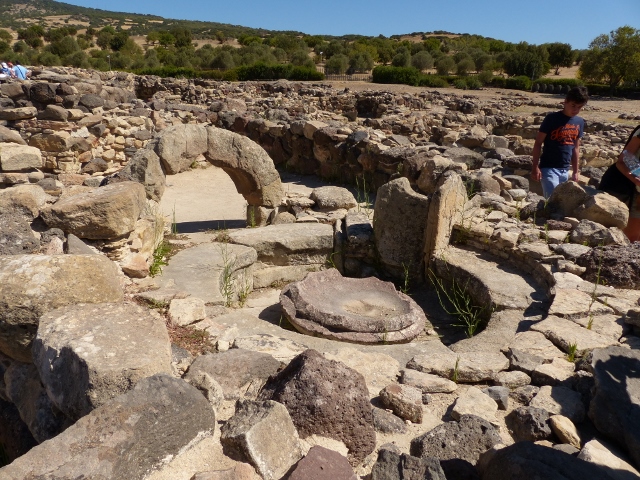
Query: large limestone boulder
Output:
[[577, 243, 640, 289], [547, 181, 591, 217], [0, 125, 27, 145], [0, 375, 216, 480], [0, 254, 123, 362], [0, 107, 37, 121], [374, 177, 430, 281], [40, 181, 146, 239], [206, 126, 283, 207], [33, 302, 172, 422], [0, 184, 49, 218], [575, 192, 629, 229], [258, 349, 375, 464], [0, 144, 42, 172], [28, 132, 69, 153]]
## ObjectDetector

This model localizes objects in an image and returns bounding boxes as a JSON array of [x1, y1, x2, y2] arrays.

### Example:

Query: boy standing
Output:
[[531, 86, 589, 198]]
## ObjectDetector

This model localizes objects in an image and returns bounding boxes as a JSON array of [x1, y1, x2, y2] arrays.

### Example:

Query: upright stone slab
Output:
[[33, 302, 172, 422], [0, 375, 216, 480], [0, 254, 124, 362], [424, 171, 467, 262], [374, 177, 430, 282], [0, 144, 42, 172]]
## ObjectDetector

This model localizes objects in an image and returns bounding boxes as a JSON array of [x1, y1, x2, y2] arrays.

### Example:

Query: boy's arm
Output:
[[531, 131, 546, 182], [571, 138, 581, 182]]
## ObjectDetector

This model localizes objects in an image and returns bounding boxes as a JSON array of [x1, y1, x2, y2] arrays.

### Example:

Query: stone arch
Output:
[[154, 124, 283, 211]]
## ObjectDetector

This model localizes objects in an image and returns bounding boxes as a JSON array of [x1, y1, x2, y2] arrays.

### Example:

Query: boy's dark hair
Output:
[[566, 86, 589, 104]]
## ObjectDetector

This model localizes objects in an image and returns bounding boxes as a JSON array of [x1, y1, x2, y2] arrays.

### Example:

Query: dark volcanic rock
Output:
[[290, 446, 358, 480], [577, 244, 640, 289], [506, 406, 553, 442], [371, 447, 446, 480], [410, 414, 501, 465], [258, 349, 375, 464], [0, 212, 39, 255]]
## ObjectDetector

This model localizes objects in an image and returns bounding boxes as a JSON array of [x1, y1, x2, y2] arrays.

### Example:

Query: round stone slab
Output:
[[280, 270, 426, 344], [286, 268, 418, 333]]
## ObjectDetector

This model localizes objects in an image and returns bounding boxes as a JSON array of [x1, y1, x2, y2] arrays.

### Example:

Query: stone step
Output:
[[158, 242, 257, 305]]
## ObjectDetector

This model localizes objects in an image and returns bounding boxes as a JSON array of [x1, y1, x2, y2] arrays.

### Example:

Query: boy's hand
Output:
[[571, 171, 579, 182], [531, 166, 541, 182]]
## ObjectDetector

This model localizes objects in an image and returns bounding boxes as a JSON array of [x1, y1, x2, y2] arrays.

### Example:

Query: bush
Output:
[[465, 77, 482, 90], [372, 66, 421, 86], [233, 63, 323, 81], [453, 78, 468, 90], [490, 76, 507, 88], [505, 75, 532, 91], [418, 75, 449, 88], [477, 70, 494, 85]]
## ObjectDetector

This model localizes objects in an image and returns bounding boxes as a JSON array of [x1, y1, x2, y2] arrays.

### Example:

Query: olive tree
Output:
[[545, 42, 575, 75], [579, 26, 640, 89]]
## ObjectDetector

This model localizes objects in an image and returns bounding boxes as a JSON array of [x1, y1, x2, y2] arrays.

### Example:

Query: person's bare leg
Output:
[[623, 218, 640, 242]]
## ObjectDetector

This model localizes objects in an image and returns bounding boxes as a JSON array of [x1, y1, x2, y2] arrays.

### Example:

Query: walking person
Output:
[[531, 86, 589, 198]]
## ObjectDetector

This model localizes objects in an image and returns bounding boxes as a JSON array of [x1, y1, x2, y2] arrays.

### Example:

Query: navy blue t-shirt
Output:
[[539, 111, 585, 169]]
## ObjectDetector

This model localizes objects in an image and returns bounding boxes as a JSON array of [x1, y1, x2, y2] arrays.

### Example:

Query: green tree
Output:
[[158, 32, 175, 48], [579, 26, 640, 89], [392, 48, 411, 68], [109, 31, 129, 52], [456, 57, 476, 75], [211, 50, 235, 69], [325, 53, 349, 74], [411, 51, 433, 71], [435, 56, 455, 75], [171, 27, 192, 48], [348, 51, 374, 73], [545, 42, 575, 75], [96, 31, 114, 50], [0, 29, 12, 43], [48, 36, 80, 57], [146, 31, 160, 45], [504, 49, 549, 78]]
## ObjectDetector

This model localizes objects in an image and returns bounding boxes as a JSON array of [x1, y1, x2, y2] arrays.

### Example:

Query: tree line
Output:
[[1, 23, 637, 90]]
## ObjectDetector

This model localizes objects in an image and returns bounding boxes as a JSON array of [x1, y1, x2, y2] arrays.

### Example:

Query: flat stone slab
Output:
[[508, 331, 564, 361], [159, 242, 257, 305], [228, 223, 333, 266], [433, 246, 544, 311], [406, 347, 509, 383], [549, 288, 614, 319], [530, 315, 619, 353]]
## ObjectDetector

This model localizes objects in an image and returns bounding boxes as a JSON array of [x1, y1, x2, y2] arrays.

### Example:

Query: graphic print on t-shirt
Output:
[[549, 123, 581, 145]]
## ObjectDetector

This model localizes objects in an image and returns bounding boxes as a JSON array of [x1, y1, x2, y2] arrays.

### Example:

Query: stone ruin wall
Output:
[[0, 67, 632, 193]]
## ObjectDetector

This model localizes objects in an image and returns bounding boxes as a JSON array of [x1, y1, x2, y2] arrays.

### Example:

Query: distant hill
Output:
[[0, 0, 304, 38]]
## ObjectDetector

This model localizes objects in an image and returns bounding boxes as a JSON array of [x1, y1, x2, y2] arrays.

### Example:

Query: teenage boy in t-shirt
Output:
[[531, 86, 589, 198]]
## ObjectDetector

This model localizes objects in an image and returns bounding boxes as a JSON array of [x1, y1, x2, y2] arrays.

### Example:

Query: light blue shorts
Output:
[[540, 168, 569, 198]]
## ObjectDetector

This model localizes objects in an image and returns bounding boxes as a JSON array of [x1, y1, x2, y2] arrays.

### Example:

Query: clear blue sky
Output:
[[64, 0, 638, 49]]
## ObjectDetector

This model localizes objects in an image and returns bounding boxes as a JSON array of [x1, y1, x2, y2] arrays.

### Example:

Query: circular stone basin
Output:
[[280, 269, 426, 344]]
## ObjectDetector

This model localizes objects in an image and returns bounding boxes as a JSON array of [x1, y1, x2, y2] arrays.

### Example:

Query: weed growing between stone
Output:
[[149, 241, 171, 277], [428, 269, 488, 338], [218, 243, 236, 307], [566, 342, 579, 362], [325, 251, 341, 270], [586, 245, 606, 330], [452, 356, 460, 383], [236, 271, 251, 307], [355, 175, 374, 220]]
